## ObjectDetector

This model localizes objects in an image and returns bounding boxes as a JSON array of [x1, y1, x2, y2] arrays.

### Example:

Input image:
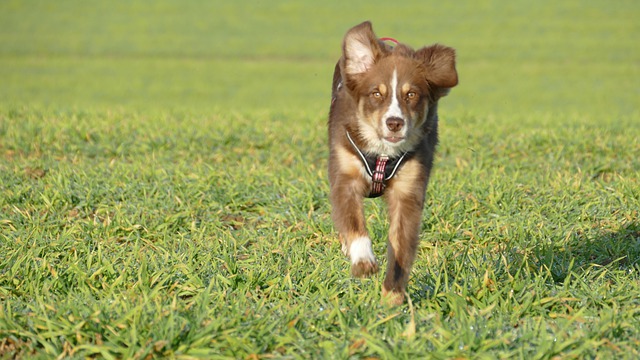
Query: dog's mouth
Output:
[[384, 136, 405, 144]]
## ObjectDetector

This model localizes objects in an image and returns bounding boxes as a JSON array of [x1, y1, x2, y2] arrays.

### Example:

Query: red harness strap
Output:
[[379, 37, 399, 45], [371, 155, 389, 196]]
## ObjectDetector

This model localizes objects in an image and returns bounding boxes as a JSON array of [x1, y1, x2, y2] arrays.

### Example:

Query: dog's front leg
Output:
[[382, 168, 428, 305], [330, 176, 379, 277]]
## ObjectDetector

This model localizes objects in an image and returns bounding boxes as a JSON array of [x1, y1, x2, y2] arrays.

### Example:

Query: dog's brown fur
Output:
[[328, 21, 458, 305]]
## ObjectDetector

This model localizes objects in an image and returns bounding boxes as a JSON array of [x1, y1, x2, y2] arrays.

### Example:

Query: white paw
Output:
[[349, 236, 376, 265]]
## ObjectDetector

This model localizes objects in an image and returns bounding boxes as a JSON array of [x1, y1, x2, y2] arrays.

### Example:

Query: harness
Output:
[[346, 131, 412, 198]]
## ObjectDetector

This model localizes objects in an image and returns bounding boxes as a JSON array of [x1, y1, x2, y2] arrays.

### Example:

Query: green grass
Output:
[[1, 0, 640, 359]]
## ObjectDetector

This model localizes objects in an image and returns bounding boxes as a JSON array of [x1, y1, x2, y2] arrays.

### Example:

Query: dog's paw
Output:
[[381, 288, 405, 306], [351, 259, 379, 278]]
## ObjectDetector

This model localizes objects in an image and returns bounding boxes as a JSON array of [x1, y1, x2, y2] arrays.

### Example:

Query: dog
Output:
[[328, 21, 458, 305]]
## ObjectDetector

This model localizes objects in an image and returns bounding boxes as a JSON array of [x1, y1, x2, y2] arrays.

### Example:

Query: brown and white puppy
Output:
[[328, 21, 458, 305]]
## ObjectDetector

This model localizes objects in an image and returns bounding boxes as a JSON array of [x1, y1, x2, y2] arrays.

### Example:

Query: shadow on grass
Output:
[[532, 222, 640, 283], [408, 222, 640, 307]]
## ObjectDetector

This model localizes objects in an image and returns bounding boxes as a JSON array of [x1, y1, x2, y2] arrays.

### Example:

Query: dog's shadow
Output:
[[410, 222, 640, 306], [532, 221, 640, 281]]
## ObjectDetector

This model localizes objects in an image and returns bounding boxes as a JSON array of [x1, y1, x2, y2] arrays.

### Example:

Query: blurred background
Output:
[[1, 0, 638, 116]]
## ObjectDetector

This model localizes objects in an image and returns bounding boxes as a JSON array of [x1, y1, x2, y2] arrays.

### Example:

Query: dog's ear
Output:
[[416, 44, 458, 97], [340, 21, 383, 85]]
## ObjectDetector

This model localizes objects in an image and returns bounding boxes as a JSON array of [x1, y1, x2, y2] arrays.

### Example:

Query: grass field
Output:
[[1, 1, 639, 359]]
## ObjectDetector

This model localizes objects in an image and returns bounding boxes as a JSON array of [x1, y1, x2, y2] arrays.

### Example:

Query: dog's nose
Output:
[[386, 117, 404, 132]]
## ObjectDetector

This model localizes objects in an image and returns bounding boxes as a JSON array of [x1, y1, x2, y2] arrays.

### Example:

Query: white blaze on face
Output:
[[349, 236, 376, 265], [382, 68, 403, 129]]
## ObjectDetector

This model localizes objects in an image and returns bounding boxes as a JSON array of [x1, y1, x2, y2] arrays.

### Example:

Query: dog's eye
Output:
[[372, 91, 382, 98], [405, 92, 417, 102]]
